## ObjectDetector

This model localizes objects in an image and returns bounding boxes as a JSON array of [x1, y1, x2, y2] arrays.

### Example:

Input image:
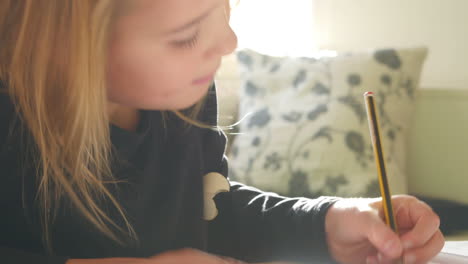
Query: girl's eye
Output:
[[172, 32, 200, 49]]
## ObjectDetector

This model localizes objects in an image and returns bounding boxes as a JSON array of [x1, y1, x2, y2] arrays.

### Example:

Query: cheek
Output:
[[107, 41, 204, 109]]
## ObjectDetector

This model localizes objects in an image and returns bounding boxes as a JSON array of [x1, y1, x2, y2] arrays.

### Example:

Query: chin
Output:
[[171, 82, 212, 110]]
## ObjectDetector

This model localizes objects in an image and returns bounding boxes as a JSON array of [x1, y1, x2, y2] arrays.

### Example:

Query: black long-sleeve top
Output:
[[0, 83, 338, 264]]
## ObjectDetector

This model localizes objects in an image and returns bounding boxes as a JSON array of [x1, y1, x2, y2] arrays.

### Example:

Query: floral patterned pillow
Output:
[[228, 47, 428, 197]]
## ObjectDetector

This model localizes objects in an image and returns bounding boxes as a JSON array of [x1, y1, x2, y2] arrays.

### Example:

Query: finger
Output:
[[220, 256, 247, 264], [152, 248, 239, 264], [365, 254, 395, 264], [392, 195, 421, 229], [366, 255, 378, 264], [364, 214, 403, 259], [402, 230, 445, 264], [376, 252, 401, 264], [373, 195, 417, 230], [399, 201, 440, 249]]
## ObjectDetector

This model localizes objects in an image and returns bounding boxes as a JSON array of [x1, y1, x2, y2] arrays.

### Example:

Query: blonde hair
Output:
[[0, 0, 230, 252], [0, 0, 135, 251]]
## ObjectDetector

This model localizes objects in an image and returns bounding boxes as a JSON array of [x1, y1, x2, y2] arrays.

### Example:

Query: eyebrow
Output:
[[165, 3, 221, 35]]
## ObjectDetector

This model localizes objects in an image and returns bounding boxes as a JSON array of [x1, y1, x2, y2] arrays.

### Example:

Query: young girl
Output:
[[0, 1, 444, 264]]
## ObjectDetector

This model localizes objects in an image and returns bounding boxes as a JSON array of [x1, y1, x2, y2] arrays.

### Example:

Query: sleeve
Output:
[[0, 92, 70, 264], [207, 157, 340, 264], [202, 84, 340, 263], [1, 247, 69, 264]]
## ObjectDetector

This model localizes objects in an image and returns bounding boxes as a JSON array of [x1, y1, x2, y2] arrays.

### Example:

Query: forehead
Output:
[[123, 0, 217, 30]]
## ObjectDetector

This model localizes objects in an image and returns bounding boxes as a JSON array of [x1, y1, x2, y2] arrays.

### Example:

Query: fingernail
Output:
[[384, 239, 399, 254], [403, 240, 413, 250], [366, 257, 378, 264], [377, 253, 383, 262], [404, 254, 416, 264]]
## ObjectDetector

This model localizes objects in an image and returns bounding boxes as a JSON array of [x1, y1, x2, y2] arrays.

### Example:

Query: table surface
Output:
[[255, 232, 468, 264]]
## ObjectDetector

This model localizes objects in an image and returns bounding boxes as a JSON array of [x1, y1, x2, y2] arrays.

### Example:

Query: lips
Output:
[[192, 73, 215, 85]]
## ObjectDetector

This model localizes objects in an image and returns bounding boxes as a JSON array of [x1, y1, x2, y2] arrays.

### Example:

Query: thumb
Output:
[[365, 218, 403, 259], [219, 256, 247, 264]]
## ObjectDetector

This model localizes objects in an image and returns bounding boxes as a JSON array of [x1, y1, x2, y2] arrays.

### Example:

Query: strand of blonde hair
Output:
[[0, 0, 136, 252]]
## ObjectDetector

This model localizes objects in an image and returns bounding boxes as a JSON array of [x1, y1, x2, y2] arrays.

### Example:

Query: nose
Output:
[[219, 25, 238, 56], [207, 24, 238, 59]]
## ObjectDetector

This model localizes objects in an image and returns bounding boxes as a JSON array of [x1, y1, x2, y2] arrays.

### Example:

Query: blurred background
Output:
[[217, 0, 468, 237], [230, 0, 468, 89]]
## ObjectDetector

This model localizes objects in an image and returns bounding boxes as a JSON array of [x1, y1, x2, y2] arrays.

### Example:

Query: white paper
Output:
[[429, 241, 468, 264]]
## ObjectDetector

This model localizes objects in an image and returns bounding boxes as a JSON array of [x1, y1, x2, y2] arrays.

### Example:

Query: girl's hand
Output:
[[325, 195, 444, 264], [67, 248, 246, 264]]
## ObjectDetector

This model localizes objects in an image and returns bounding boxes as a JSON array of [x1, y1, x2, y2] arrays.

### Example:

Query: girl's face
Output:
[[107, 0, 237, 111]]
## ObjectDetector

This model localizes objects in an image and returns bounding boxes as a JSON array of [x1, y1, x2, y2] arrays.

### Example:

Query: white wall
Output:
[[408, 89, 468, 204], [230, 0, 315, 56], [314, 0, 468, 89]]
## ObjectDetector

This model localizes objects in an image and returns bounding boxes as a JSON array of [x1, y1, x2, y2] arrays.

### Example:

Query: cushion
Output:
[[227, 47, 428, 197]]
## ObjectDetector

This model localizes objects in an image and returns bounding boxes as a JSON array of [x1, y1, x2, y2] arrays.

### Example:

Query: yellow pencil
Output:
[[364, 91, 403, 264]]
